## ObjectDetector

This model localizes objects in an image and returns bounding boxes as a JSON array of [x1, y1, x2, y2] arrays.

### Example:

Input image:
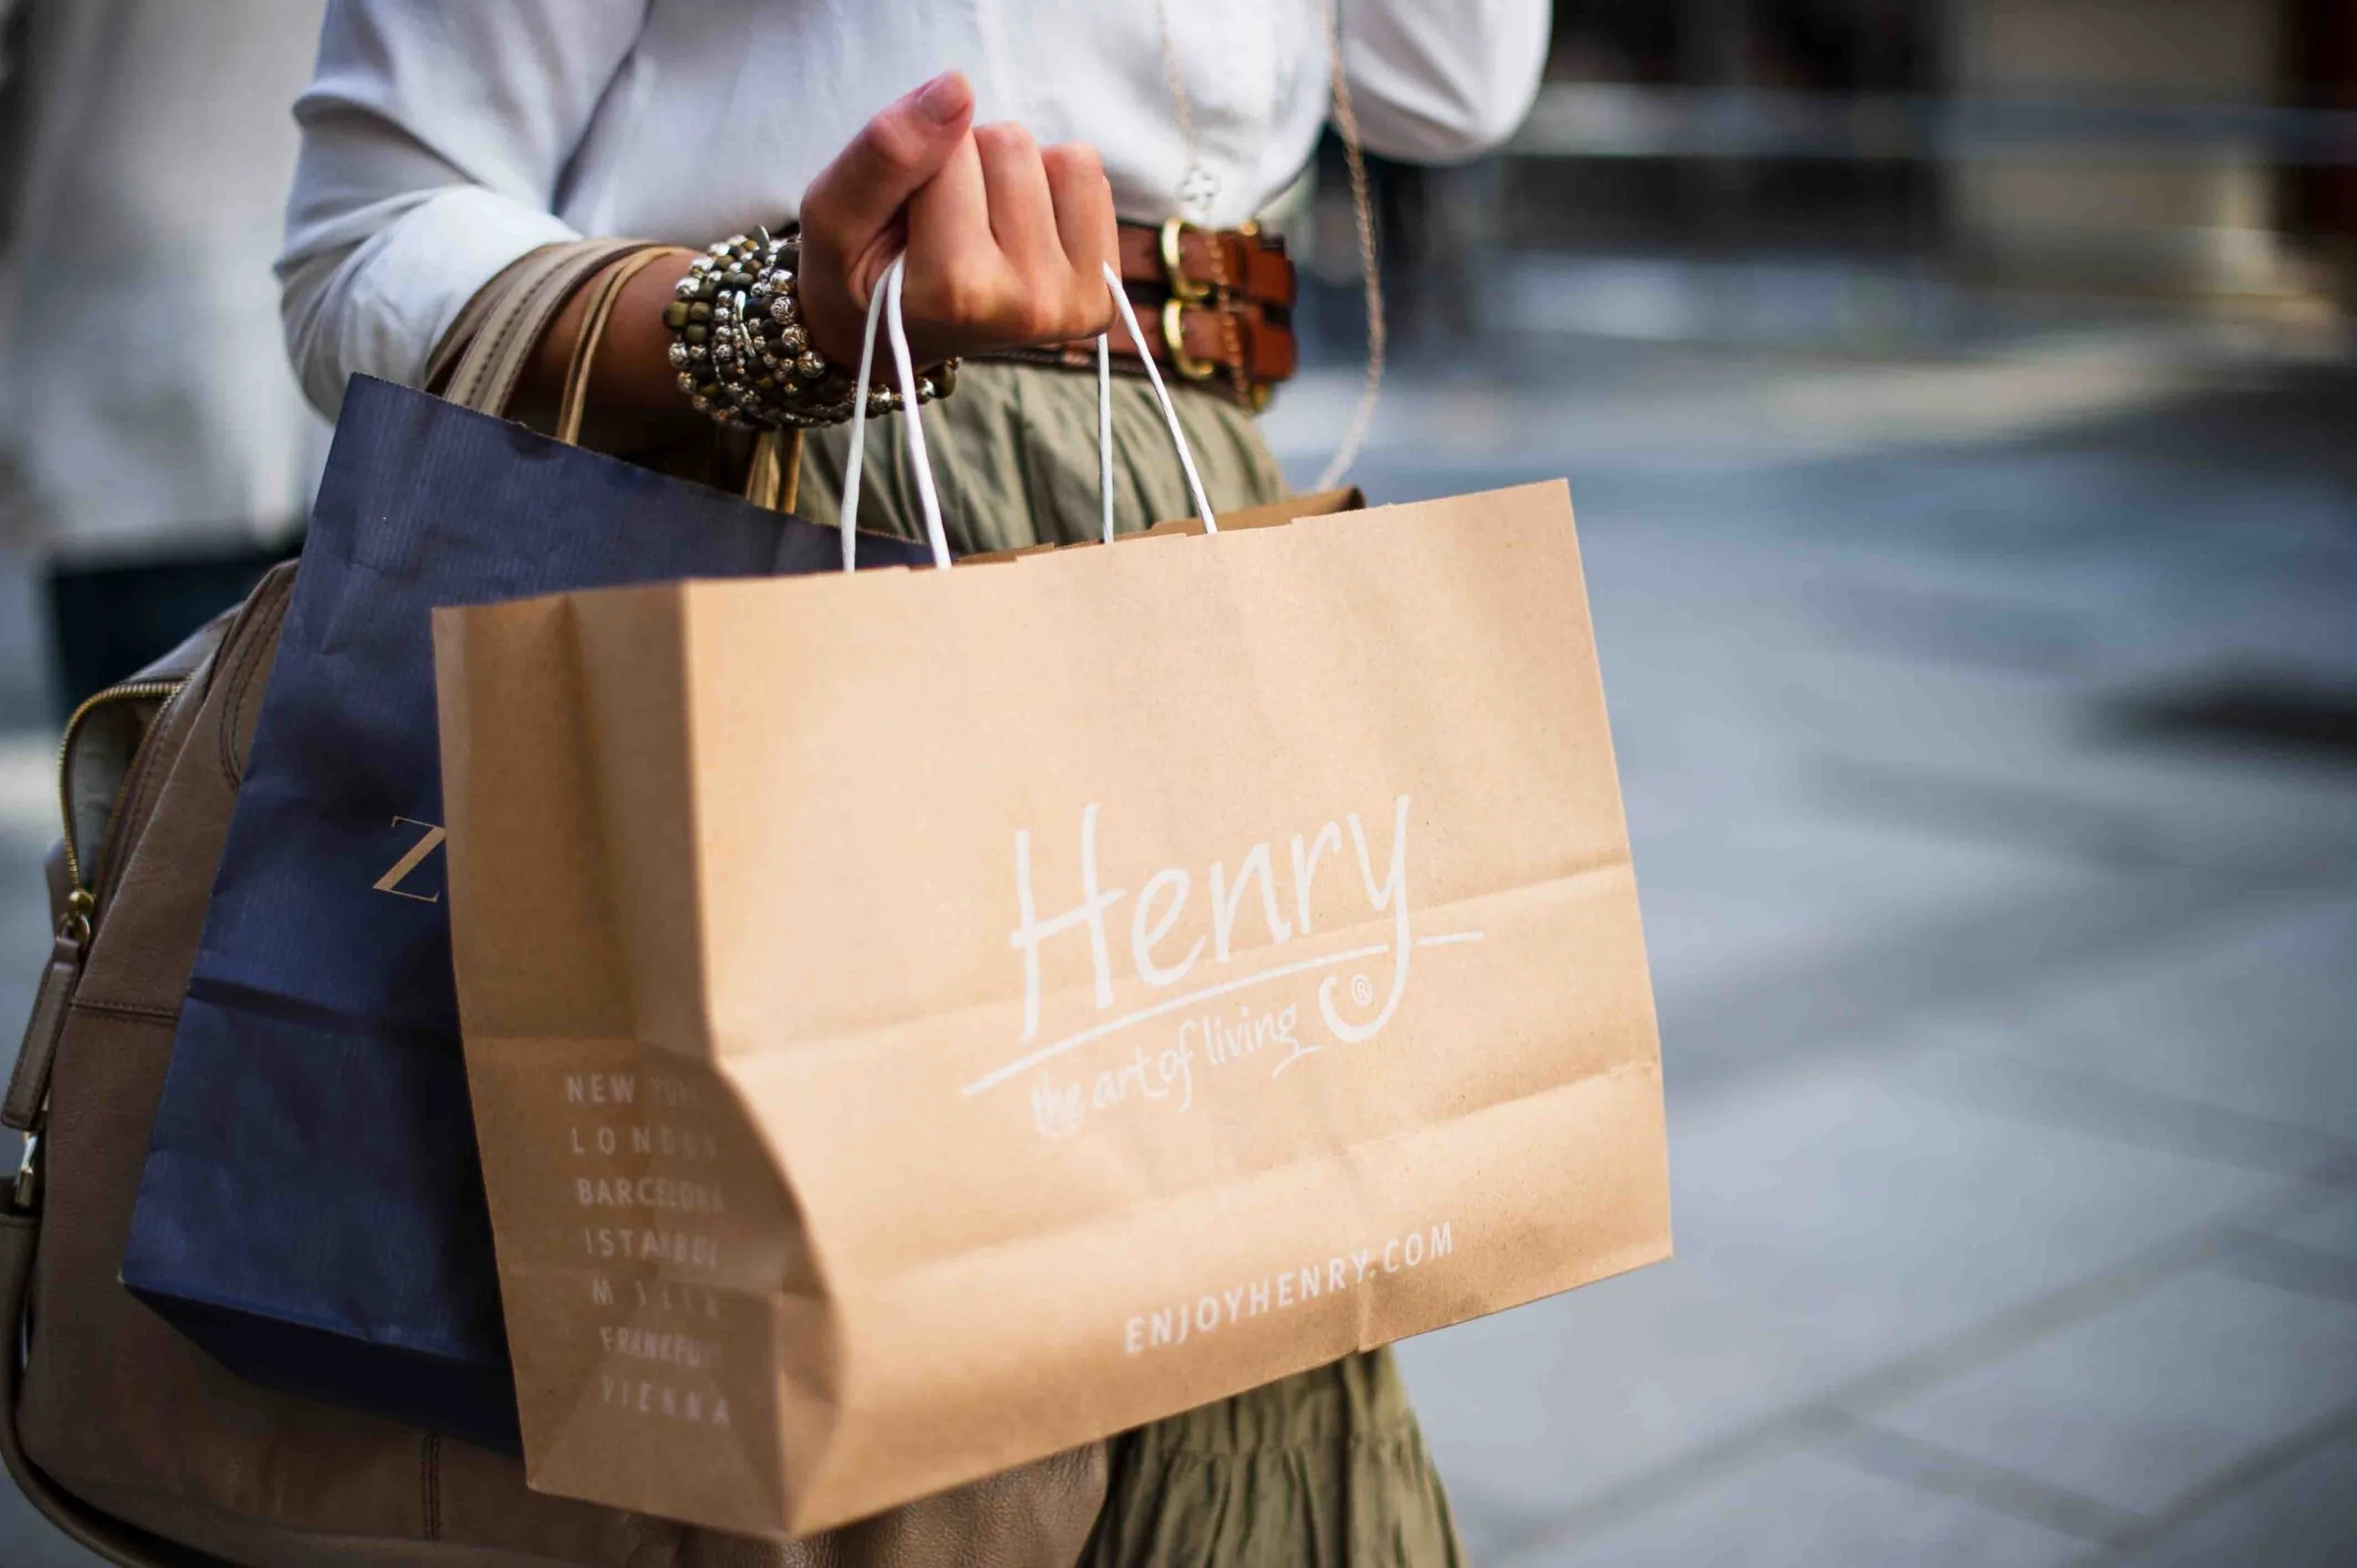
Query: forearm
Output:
[[514, 250, 707, 456], [280, 0, 647, 414]]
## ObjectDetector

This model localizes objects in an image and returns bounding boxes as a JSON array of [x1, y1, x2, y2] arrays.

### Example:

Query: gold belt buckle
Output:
[[1160, 298, 1217, 381], [1158, 216, 1212, 303]]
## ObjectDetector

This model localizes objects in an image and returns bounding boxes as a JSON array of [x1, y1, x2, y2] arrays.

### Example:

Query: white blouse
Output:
[[277, 0, 1550, 417]]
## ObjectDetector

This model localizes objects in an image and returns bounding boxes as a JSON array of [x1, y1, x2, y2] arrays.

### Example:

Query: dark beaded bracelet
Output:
[[660, 227, 955, 430]]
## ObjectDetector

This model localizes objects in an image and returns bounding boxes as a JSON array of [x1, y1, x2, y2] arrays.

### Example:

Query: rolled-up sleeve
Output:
[[276, 0, 647, 416], [1337, 0, 1550, 163]]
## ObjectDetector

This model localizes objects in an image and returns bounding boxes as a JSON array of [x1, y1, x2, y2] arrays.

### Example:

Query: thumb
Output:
[[803, 71, 975, 254]]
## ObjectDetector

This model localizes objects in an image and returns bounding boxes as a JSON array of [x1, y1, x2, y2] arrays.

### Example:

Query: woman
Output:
[[280, 4, 1547, 1562]]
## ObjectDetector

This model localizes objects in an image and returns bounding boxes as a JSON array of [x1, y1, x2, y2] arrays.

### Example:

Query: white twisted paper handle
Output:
[[839, 258, 1220, 570]]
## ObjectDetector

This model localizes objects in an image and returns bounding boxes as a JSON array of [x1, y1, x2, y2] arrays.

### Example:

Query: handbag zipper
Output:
[[11, 677, 188, 1208], [53, 678, 187, 900]]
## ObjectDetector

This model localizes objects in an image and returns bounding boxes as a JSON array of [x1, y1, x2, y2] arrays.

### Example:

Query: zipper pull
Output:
[[5, 889, 94, 1142]]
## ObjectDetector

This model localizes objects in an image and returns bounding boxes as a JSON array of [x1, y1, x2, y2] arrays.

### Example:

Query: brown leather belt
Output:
[[985, 219, 1297, 407]]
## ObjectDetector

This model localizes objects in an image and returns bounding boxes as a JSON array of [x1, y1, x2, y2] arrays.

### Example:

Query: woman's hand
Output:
[[796, 71, 1118, 370], [523, 71, 1113, 452]]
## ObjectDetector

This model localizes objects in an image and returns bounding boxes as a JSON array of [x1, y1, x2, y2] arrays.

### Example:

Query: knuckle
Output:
[[1016, 296, 1059, 340], [799, 183, 842, 234], [862, 115, 927, 173], [1063, 281, 1111, 335], [1042, 141, 1105, 180], [974, 121, 1039, 161], [932, 269, 994, 328]]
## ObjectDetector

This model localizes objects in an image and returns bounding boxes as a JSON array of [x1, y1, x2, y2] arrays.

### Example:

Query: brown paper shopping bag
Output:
[[431, 261, 1670, 1538]]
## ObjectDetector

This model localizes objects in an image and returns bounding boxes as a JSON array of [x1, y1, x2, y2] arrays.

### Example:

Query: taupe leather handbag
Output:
[[2, 239, 1104, 1568]]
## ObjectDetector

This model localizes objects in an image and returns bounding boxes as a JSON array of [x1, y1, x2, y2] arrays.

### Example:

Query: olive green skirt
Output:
[[795, 363, 1465, 1568], [793, 359, 1284, 552]]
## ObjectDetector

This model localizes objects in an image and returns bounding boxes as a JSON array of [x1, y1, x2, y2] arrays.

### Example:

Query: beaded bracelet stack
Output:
[[659, 227, 955, 429]]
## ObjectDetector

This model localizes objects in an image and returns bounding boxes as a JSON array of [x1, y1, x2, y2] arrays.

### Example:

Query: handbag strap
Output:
[[553, 246, 682, 446], [429, 238, 652, 417], [743, 427, 803, 514], [429, 238, 802, 510]]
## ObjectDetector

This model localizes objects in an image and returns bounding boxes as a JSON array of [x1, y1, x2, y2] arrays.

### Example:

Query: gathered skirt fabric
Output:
[[795, 361, 1466, 1568], [793, 358, 1284, 552]]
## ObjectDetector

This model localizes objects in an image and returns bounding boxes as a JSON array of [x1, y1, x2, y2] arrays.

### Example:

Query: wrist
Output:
[[519, 250, 706, 454]]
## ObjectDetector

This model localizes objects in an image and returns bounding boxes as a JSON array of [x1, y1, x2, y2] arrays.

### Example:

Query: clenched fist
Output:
[[796, 71, 1119, 370]]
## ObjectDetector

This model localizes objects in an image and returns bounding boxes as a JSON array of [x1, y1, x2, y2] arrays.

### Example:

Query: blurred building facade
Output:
[[1302, 0, 2357, 351]]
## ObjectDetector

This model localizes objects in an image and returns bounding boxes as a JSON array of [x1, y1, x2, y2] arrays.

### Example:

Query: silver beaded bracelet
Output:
[[660, 227, 955, 430]]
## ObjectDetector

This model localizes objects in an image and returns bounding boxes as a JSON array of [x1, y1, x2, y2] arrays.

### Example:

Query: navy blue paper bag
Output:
[[122, 375, 930, 1450]]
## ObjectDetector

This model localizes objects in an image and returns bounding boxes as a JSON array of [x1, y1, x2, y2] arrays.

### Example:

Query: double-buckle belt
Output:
[[984, 218, 1297, 408]]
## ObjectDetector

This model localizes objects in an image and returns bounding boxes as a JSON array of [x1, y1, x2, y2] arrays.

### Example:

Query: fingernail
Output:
[[915, 70, 970, 124]]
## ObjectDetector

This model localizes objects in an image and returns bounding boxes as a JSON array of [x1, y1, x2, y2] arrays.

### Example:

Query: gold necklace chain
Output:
[[1151, 0, 1383, 484], [1155, 0, 1217, 219], [1313, 0, 1384, 489]]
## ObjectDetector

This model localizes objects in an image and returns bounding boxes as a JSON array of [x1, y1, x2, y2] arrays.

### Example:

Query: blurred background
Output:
[[4, 1, 2355, 1563]]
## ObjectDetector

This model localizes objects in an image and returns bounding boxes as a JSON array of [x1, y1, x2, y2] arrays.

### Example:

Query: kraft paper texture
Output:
[[432, 481, 1671, 1538]]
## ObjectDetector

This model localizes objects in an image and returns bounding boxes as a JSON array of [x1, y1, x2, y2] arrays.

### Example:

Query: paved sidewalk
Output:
[[6, 305, 2355, 1562], [1272, 327, 2357, 1564]]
